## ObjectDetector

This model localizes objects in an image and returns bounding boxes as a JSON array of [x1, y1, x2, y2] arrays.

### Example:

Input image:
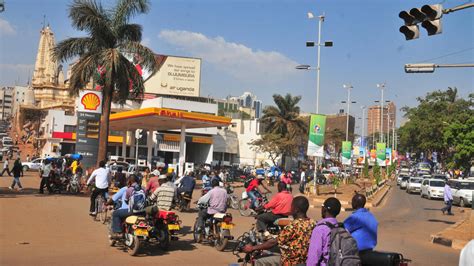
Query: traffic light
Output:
[[398, 4, 443, 40]]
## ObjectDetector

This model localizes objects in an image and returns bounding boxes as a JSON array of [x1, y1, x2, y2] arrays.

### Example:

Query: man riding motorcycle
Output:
[[108, 175, 140, 239], [256, 182, 293, 237], [147, 175, 176, 214], [196, 179, 228, 232], [177, 171, 196, 198], [246, 174, 271, 209]]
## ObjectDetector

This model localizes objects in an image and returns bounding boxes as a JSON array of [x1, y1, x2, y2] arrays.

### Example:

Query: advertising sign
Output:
[[144, 55, 201, 97], [307, 114, 326, 157], [76, 90, 103, 168], [342, 141, 352, 165], [385, 148, 392, 166], [376, 143, 387, 166]]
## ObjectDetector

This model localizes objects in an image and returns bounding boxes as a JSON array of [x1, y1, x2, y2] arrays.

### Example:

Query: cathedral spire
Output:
[[32, 23, 58, 86]]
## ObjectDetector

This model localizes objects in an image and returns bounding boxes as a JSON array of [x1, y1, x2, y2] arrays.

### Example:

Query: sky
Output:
[[0, 0, 473, 134]]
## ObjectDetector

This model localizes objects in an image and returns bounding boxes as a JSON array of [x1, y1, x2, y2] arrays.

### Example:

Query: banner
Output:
[[342, 141, 352, 165], [307, 114, 326, 157], [385, 148, 392, 166], [376, 143, 386, 166]]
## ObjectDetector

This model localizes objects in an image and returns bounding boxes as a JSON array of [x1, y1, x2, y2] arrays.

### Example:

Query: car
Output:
[[421, 174, 432, 179], [397, 174, 408, 186], [420, 179, 445, 200], [125, 165, 150, 178], [2, 138, 13, 148], [406, 177, 423, 194], [432, 174, 448, 182], [450, 180, 474, 207], [22, 158, 44, 171], [400, 176, 410, 189], [417, 162, 431, 173]]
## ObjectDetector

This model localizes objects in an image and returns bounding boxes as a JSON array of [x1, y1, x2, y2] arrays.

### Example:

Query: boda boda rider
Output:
[[246, 174, 271, 209], [243, 196, 316, 266], [86, 160, 111, 216], [146, 174, 176, 215], [108, 175, 138, 239], [256, 182, 293, 237], [196, 179, 228, 232]]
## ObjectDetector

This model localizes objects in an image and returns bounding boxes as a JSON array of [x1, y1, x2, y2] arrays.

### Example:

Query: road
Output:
[[0, 173, 462, 265]]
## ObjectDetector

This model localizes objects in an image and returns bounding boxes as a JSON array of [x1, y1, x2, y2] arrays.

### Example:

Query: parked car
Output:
[[400, 176, 410, 189], [406, 177, 423, 194], [125, 165, 150, 177], [450, 180, 474, 207], [420, 179, 445, 200], [22, 158, 44, 171]]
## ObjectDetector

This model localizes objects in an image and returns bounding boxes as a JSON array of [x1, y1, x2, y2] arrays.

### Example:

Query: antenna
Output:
[[42, 15, 46, 29]]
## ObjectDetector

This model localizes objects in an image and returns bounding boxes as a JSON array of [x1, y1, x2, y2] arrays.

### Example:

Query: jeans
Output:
[[39, 176, 52, 193], [248, 190, 261, 209], [90, 188, 108, 213], [442, 200, 453, 214], [11, 176, 23, 189], [256, 212, 286, 232], [196, 208, 211, 231], [0, 168, 11, 176], [253, 252, 281, 266], [111, 208, 133, 233]]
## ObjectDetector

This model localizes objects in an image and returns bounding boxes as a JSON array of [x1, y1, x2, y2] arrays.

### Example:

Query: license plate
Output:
[[221, 223, 234, 229], [168, 224, 180, 231], [134, 228, 148, 236]]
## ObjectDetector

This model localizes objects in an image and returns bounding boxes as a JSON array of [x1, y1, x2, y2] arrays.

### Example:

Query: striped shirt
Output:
[[150, 182, 175, 211]]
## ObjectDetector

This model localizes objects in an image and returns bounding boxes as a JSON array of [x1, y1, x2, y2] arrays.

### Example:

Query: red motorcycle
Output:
[[148, 209, 181, 250]]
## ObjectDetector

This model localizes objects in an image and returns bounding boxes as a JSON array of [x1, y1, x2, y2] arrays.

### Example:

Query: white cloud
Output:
[[0, 18, 15, 35], [158, 30, 299, 84]]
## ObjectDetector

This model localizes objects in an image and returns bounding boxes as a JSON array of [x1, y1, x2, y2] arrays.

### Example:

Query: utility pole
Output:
[[377, 83, 385, 143], [342, 84, 354, 141], [361, 106, 366, 147], [315, 14, 324, 114]]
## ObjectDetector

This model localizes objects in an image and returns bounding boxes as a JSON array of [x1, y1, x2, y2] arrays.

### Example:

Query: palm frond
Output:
[[116, 23, 142, 42], [68, 53, 100, 95], [69, 0, 114, 45], [53, 37, 96, 62], [119, 41, 157, 73], [113, 0, 150, 28]]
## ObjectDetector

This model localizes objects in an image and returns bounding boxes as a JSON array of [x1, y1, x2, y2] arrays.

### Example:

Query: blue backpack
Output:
[[128, 185, 146, 213]]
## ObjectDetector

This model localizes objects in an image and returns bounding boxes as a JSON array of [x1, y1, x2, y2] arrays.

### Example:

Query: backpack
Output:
[[243, 177, 253, 188], [318, 222, 361, 266], [128, 185, 146, 213]]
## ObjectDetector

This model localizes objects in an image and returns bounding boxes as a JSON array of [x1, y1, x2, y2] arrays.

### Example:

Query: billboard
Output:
[[376, 142, 386, 166], [386, 148, 392, 166], [144, 55, 201, 97], [307, 114, 326, 157], [342, 141, 352, 165]]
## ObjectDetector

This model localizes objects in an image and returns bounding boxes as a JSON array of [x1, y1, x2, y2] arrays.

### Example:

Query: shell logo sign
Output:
[[78, 91, 103, 114]]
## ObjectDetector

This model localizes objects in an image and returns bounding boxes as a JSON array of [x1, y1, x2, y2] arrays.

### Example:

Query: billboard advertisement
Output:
[[342, 141, 352, 165], [307, 114, 326, 157], [376, 142, 387, 166], [144, 55, 201, 97], [386, 148, 392, 166]]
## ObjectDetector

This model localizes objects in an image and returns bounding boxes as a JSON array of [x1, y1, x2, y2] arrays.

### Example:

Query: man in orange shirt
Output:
[[256, 182, 293, 236]]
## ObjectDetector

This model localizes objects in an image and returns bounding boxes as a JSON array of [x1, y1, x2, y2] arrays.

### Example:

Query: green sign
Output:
[[307, 114, 326, 157], [376, 142, 386, 166], [342, 141, 352, 165]]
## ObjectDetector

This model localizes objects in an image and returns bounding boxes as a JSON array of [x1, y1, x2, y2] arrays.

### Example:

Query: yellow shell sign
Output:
[[78, 91, 103, 114]]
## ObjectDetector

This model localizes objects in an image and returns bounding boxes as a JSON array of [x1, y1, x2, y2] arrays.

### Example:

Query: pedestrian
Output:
[[344, 193, 378, 252], [441, 182, 454, 215], [0, 158, 11, 176], [306, 197, 342, 266], [299, 168, 306, 194], [26, 154, 30, 162], [9, 158, 24, 191], [39, 159, 53, 194]]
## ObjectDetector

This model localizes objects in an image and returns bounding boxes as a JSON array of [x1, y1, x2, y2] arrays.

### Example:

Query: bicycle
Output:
[[92, 187, 109, 224]]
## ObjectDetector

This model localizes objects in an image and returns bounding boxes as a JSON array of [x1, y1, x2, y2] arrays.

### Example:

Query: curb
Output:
[[370, 185, 391, 208], [431, 211, 471, 250]]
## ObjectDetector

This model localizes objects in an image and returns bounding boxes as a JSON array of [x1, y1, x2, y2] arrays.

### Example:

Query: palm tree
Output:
[[260, 94, 307, 164], [54, 0, 157, 165]]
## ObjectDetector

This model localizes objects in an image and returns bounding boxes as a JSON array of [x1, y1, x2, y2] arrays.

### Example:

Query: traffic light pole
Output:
[[405, 63, 474, 73], [443, 3, 474, 14]]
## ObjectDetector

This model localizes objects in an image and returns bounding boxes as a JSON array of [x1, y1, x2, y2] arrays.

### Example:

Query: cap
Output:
[[158, 174, 168, 180]]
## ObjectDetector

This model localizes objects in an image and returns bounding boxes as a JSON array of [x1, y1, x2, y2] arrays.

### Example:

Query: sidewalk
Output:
[[431, 210, 474, 250]]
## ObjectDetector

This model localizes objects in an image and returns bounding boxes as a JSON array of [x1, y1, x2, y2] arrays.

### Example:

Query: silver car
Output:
[[400, 176, 410, 189], [406, 177, 423, 194]]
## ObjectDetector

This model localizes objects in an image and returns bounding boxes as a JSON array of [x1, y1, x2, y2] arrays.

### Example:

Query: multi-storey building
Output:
[[367, 102, 396, 136]]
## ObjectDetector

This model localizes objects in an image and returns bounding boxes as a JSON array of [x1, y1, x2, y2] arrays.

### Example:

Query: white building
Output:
[[0, 86, 14, 120]]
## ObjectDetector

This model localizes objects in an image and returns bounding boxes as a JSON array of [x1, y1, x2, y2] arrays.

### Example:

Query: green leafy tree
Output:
[[54, 0, 157, 165], [373, 161, 381, 185], [363, 156, 369, 178], [443, 115, 474, 170]]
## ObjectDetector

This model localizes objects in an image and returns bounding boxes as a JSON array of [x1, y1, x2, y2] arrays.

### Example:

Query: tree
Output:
[[249, 133, 285, 166], [54, 0, 157, 165], [326, 128, 345, 155], [256, 94, 307, 166], [444, 115, 474, 170]]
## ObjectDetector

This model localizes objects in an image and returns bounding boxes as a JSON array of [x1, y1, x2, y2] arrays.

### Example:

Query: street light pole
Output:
[[361, 106, 366, 147], [315, 15, 324, 114], [343, 84, 353, 141], [377, 83, 385, 143]]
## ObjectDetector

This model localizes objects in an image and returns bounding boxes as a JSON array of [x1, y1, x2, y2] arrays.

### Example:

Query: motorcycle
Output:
[[67, 173, 81, 194], [359, 250, 411, 266], [176, 191, 192, 212], [148, 209, 181, 250], [109, 214, 151, 256], [238, 192, 269, 217], [193, 204, 235, 251], [226, 184, 239, 210], [201, 187, 211, 196]]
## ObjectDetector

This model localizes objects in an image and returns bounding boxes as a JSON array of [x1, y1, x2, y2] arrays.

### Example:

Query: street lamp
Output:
[[360, 105, 366, 147], [376, 83, 386, 143], [342, 84, 355, 141]]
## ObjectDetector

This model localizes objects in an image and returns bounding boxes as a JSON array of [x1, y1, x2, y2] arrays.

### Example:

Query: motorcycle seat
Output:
[[157, 210, 176, 219], [213, 213, 226, 220], [125, 215, 146, 224], [274, 218, 293, 227]]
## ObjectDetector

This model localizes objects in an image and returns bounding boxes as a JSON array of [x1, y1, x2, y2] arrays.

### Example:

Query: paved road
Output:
[[0, 174, 463, 265]]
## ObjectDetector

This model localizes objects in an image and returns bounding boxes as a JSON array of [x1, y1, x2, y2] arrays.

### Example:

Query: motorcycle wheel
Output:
[[214, 226, 229, 251], [128, 235, 141, 256], [193, 219, 203, 243], [158, 228, 170, 250], [231, 196, 239, 210], [70, 184, 80, 194], [238, 199, 253, 217], [108, 238, 116, 247]]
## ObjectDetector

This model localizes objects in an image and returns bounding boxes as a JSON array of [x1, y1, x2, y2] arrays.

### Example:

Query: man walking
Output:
[[344, 193, 378, 252], [441, 182, 454, 215], [1, 158, 11, 176], [39, 159, 53, 194], [9, 158, 24, 191]]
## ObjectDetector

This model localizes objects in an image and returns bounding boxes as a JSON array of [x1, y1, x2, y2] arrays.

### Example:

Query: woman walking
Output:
[[9, 158, 24, 191]]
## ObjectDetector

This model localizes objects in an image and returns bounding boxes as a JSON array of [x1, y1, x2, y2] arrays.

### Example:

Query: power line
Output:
[[419, 47, 474, 63]]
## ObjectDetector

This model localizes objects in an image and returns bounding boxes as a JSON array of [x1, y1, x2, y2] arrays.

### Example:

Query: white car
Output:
[[397, 174, 408, 186], [421, 179, 445, 200], [450, 180, 474, 207], [400, 176, 410, 189], [406, 177, 423, 194], [22, 158, 44, 171]]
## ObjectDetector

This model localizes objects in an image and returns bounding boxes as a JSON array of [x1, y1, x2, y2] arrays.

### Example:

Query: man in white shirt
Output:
[[87, 160, 111, 215], [39, 159, 53, 194], [0, 158, 11, 176]]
